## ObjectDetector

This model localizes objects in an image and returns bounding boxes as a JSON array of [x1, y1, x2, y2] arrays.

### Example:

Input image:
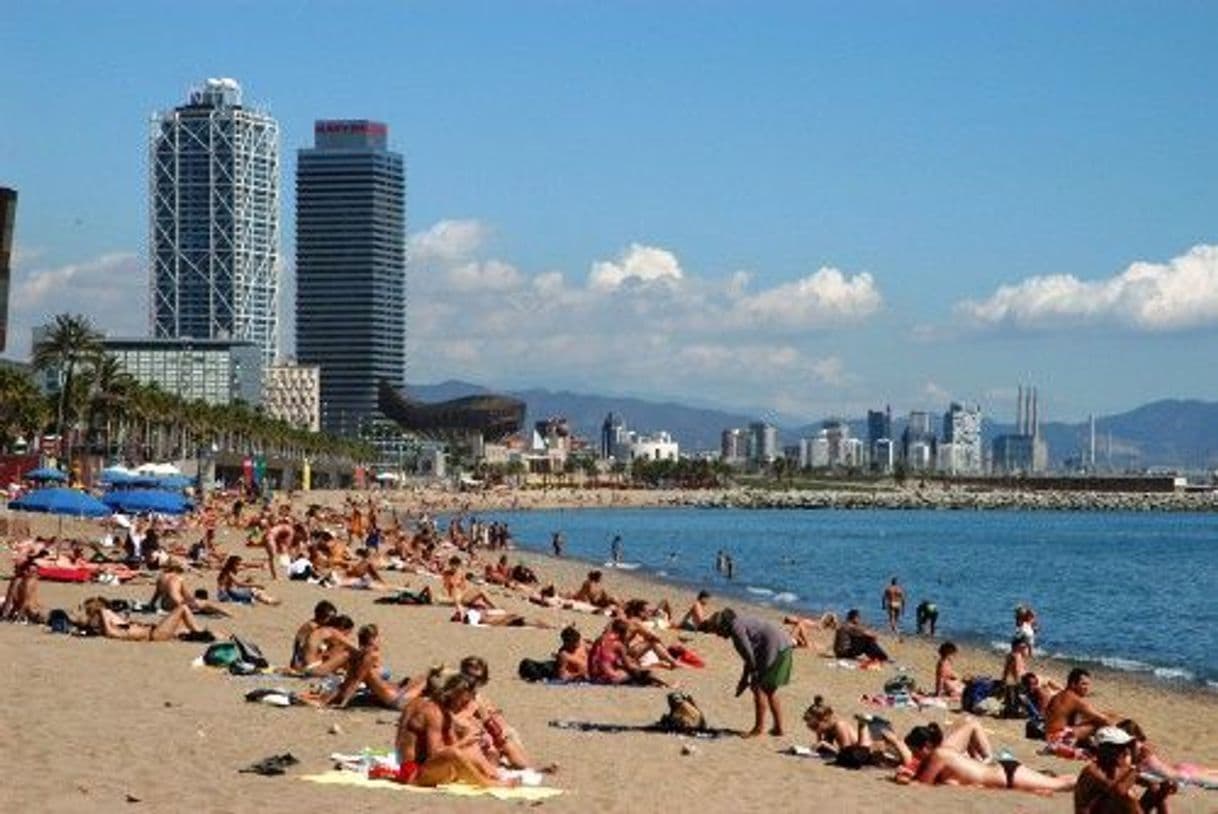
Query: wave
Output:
[[986, 641, 1199, 684], [746, 586, 774, 596], [772, 592, 799, 604]]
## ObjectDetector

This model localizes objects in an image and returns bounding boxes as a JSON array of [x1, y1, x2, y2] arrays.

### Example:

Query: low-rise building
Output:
[[630, 431, 679, 462], [263, 362, 320, 431]]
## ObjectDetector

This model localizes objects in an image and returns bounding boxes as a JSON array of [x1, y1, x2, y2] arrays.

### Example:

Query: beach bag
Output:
[[204, 641, 242, 667], [47, 608, 72, 634], [1025, 718, 1046, 740], [231, 635, 269, 669], [883, 674, 917, 695], [833, 744, 877, 770], [517, 658, 557, 682], [961, 677, 1002, 713], [658, 692, 706, 733], [511, 564, 538, 584]]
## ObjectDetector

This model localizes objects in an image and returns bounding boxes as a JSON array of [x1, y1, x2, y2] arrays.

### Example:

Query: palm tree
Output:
[[0, 365, 49, 451], [83, 352, 135, 461], [32, 314, 103, 454]]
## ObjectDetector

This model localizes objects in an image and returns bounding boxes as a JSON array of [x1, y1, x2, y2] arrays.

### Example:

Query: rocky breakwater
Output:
[[680, 487, 1218, 513]]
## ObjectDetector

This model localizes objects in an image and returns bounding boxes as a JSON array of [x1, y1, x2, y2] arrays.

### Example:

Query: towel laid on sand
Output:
[[300, 771, 562, 800]]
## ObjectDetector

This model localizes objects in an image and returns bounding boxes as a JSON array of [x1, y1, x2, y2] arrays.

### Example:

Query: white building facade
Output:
[[263, 362, 321, 431]]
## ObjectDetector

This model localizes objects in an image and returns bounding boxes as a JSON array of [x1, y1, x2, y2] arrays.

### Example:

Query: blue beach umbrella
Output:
[[99, 467, 135, 485], [24, 467, 68, 483], [8, 487, 111, 517], [155, 474, 194, 491], [102, 488, 193, 515]]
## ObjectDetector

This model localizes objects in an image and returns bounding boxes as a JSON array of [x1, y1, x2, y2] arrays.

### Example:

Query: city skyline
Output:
[[3, 3, 1217, 424]]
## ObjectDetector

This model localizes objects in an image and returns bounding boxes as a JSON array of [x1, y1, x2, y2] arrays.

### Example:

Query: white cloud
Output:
[[731, 266, 882, 328], [409, 219, 490, 266], [955, 244, 1218, 332], [5, 251, 147, 359], [446, 259, 524, 292], [589, 243, 684, 291]]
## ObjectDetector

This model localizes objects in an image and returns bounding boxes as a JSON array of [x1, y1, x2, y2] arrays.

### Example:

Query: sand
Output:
[[2, 490, 1217, 814]]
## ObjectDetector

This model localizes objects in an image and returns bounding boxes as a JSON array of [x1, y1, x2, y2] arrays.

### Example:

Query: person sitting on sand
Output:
[[588, 619, 666, 686], [1044, 668, 1117, 746], [618, 599, 680, 668], [783, 612, 838, 650], [1075, 726, 1175, 813], [456, 656, 551, 774], [713, 607, 794, 738], [571, 570, 618, 610], [217, 556, 280, 605], [484, 555, 514, 588], [833, 609, 890, 662], [679, 591, 713, 632], [291, 600, 336, 670], [151, 562, 230, 617], [555, 625, 589, 681], [81, 596, 212, 642], [441, 556, 496, 612], [394, 673, 511, 787], [934, 641, 965, 698], [307, 624, 408, 710], [1, 558, 44, 623]]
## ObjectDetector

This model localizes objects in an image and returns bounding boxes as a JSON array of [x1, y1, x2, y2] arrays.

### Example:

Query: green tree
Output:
[[0, 366, 49, 451], [32, 313, 103, 450]]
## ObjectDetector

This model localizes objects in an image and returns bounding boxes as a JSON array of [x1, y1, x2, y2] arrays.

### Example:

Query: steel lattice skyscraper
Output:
[[149, 78, 281, 367], [295, 120, 406, 436]]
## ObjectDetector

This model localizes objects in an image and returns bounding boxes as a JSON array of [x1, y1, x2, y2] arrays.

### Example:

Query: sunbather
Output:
[[151, 563, 230, 617], [935, 641, 965, 698], [217, 556, 280, 605], [308, 624, 408, 710], [442, 556, 496, 612], [1075, 726, 1174, 813], [395, 672, 510, 787], [290, 600, 337, 670], [82, 596, 211, 642], [903, 720, 1073, 793], [1, 558, 44, 623]]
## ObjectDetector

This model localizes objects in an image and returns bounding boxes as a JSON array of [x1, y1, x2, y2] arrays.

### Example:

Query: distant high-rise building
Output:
[[941, 402, 983, 474], [0, 187, 14, 353], [866, 406, 892, 462], [601, 412, 628, 460], [149, 78, 281, 367], [296, 120, 406, 436], [747, 421, 779, 466], [902, 410, 936, 464]]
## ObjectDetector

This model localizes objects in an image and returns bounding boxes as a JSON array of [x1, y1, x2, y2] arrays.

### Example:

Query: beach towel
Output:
[[300, 770, 562, 800], [860, 692, 950, 711], [549, 719, 736, 739]]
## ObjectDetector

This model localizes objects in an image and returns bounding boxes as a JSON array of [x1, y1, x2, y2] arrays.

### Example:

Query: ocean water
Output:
[[485, 507, 1218, 688]]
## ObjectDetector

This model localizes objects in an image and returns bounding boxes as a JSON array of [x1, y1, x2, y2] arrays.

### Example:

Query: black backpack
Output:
[[517, 658, 556, 682], [231, 635, 269, 669], [48, 609, 72, 634]]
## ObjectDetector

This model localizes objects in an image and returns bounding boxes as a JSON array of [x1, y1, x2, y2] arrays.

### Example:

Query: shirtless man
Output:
[[1044, 668, 1116, 745], [338, 549, 389, 590], [571, 570, 617, 610], [555, 626, 589, 681], [262, 520, 294, 580], [151, 563, 230, 617], [1, 559, 44, 622], [441, 557, 495, 612], [882, 577, 905, 634], [290, 600, 336, 670], [394, 673, 507, 787], [679, 591, 713, 632]]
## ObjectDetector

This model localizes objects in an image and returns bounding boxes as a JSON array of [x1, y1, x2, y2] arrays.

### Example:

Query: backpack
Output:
[[883, 674, 917, 695], [47, 608, 72, 634], [961, 677, 1002, 714], [511, 564, 538, 584], [203, 641, 242, 667], [231, 635, 269, 669], [657, 692, 706, 733], [517, 658, 557, 682]]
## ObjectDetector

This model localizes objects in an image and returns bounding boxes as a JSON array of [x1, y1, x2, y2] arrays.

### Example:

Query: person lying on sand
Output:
[[394, 673, 513, 787], [217, 556, 280, 605], [1044, 668, 1117, 746], [81, 596, 213, 642], [783, 612, 837, 650], [528, 585, 599, 613], [1118, 718, 1218, 788], [896, 720, 1073, 793], [151, 563, 231, 617], [451, 607, 551, 629], [1, 558, 44, 623]]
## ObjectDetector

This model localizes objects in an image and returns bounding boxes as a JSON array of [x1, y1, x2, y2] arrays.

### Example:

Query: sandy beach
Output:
[[2, 491, 1216, 814]]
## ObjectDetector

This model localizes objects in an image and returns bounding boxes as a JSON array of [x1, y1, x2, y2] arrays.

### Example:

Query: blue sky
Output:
[[3, 2, 1217, 423]]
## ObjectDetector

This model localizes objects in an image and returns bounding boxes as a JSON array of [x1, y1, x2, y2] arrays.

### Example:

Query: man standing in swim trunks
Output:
[[714, 608, 794, 738], [882, 577, 905, 634]]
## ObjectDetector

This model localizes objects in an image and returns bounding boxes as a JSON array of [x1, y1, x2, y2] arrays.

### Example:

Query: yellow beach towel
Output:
[[301, 770, 563, 801]]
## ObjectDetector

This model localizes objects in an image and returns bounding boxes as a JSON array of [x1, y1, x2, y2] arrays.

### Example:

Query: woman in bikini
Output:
[[82, 597, 211, 642], [907, 720, 1074, 794], [217, 556, 280, 605], [934, 641, 966, 698]]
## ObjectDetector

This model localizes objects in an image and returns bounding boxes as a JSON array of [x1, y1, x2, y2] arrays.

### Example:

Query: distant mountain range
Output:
[[403, 382, 1218, 471]]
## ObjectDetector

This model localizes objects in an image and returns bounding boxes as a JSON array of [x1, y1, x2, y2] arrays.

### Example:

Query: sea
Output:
[[480, 507, 1218, 690]]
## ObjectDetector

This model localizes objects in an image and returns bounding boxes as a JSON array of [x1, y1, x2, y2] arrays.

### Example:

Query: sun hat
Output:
[[1095, 726, 1134, 746]]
